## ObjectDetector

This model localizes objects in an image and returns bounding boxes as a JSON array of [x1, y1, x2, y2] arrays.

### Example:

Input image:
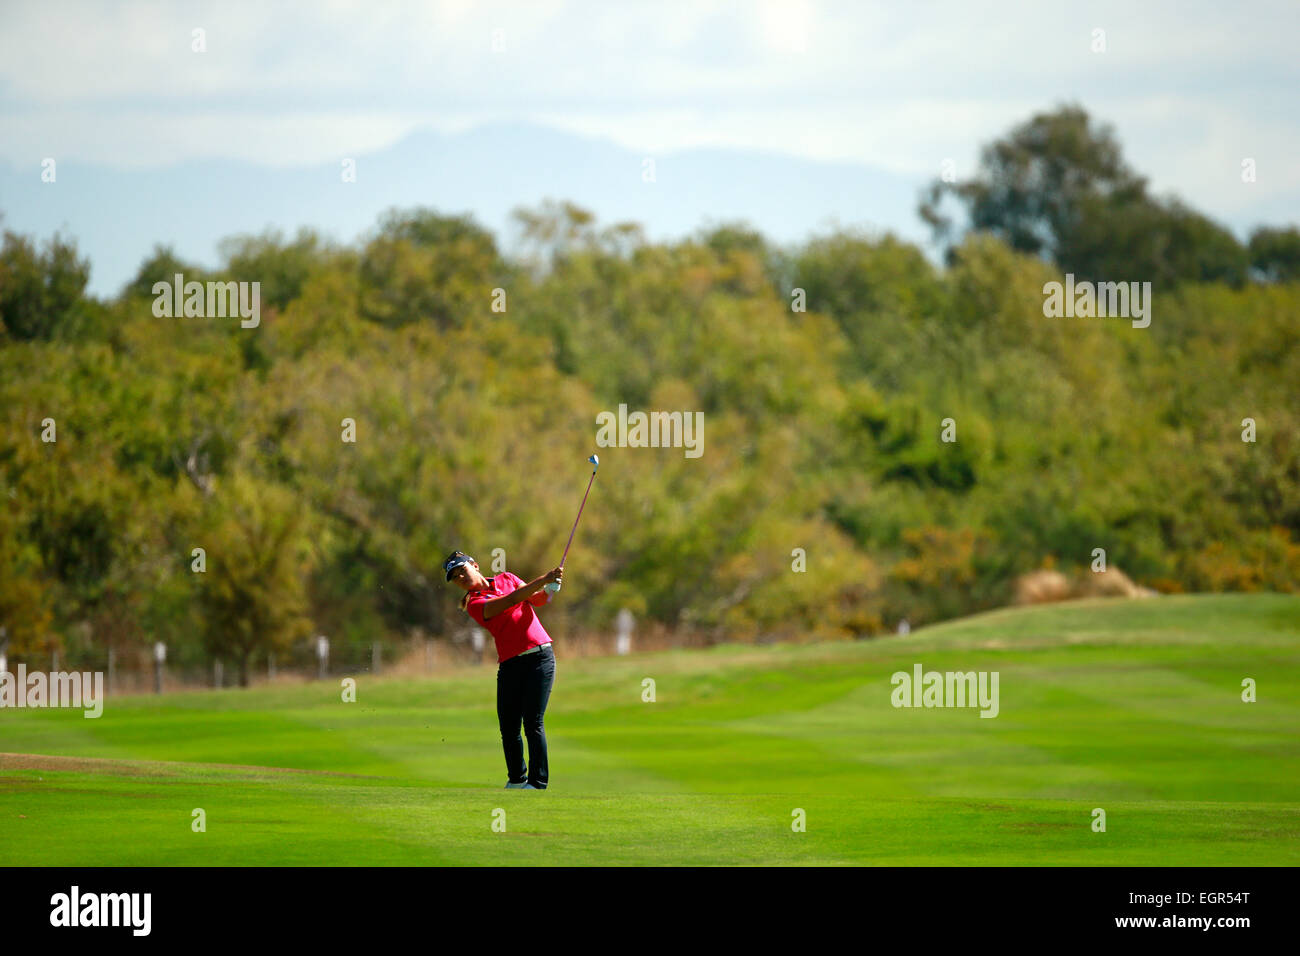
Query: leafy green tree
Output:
[[358, 208, 505, 328], [919, 104, 1249, 285], [919, 105, 1145, 260], [1248, 226, 1300, 282], [219, 227, 336, 312], [121, 243, 201, 301], [0, 501, 51, 655], [512, 199, 600, 268], [196, 476, 315, 686], [791, 231, 947, 384], [0, 230, 93, 340]]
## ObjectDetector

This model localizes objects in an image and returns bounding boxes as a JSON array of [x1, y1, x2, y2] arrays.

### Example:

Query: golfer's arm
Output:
[[481, 579, 545, 619]]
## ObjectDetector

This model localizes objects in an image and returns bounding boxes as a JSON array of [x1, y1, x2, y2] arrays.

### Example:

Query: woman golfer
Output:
[[445, 550, 562, 790]]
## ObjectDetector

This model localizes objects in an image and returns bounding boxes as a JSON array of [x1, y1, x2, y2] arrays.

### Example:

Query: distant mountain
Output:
[[0, 123, 930, 298]]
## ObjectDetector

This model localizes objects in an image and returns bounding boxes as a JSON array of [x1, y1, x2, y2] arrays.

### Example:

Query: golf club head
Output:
[[588, 454, 599, 471]]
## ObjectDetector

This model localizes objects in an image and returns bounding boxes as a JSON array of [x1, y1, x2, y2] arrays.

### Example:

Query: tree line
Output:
[[1, 105, 1297, 684]]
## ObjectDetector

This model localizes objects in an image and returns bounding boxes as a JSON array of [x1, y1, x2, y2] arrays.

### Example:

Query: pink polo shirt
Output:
[[464, 571, 554, 663]]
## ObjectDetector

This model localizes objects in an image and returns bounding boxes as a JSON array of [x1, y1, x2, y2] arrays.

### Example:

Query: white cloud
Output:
[[0, 0, 1296, 216]]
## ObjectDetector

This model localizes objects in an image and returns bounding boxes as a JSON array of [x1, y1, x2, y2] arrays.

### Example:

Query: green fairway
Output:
[[2, 593, 1298, 865]]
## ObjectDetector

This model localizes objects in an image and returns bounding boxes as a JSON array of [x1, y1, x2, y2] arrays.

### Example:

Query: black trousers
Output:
[[496, 643, 555, 788]]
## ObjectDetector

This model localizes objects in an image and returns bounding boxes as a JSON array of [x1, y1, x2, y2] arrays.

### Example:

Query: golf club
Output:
[[545, 454, 599, 594]]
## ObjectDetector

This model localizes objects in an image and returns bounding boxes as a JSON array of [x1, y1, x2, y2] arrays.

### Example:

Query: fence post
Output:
[[316, 635, 329, 680], [153, 641, 166, 694], [616, 608, 634, 656]]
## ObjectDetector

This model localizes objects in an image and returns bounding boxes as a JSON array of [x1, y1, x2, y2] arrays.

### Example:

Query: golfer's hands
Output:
[[540, 566, 564, 587]]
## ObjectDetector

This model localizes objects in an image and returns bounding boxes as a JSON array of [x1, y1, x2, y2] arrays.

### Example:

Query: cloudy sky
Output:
[[2, 0, 1297, 235]]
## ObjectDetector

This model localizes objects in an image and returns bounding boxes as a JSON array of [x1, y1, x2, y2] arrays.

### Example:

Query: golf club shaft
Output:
[[558, 471, 597, 568]]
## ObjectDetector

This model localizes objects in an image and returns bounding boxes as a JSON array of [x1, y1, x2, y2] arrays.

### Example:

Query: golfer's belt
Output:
[[516, 644, 547, 657]]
